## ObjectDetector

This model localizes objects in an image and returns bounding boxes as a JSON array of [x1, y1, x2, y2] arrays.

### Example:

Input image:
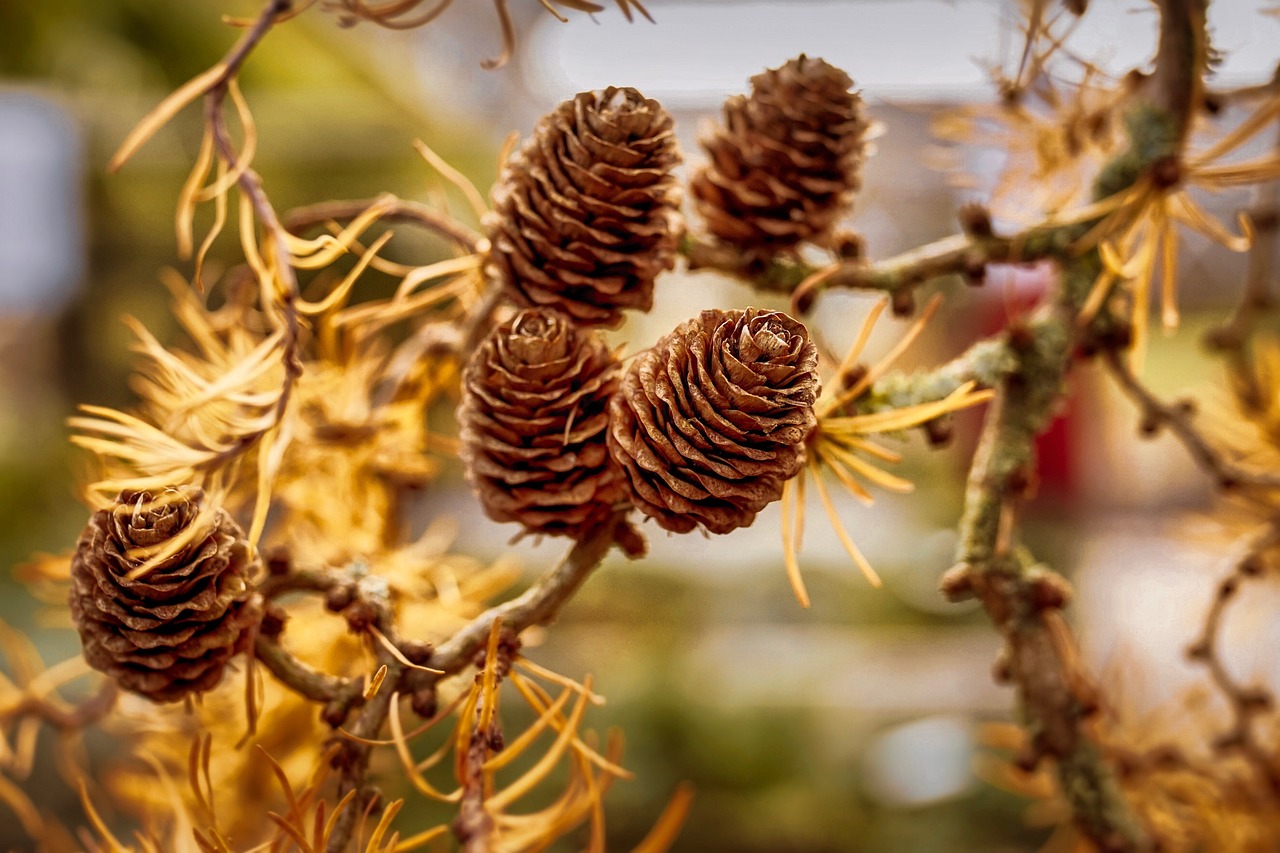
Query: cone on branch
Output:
[[692, 54, 870, 258], [69, 488, 262, 704], [608, 307, 820, 534], [459, 307, 624, 539], [486, 87, 683, 328]]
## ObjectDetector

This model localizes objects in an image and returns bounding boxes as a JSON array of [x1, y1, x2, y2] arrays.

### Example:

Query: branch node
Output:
[[326, 584, 357, 613], [923, 415, 956, 448], [260, 602, 287, 639], [958, 202, 994, 238], [992, 648, 1014, 684], [264, 544, 291, 575], [1238, 688, 1273, 714], [1028, 571, 1073, 611], [890, 288, 917, 317], [939, 563, 975, 601], [1240, 553, 1266, 577]]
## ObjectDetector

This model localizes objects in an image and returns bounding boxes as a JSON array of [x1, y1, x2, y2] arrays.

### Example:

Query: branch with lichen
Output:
[[682, 205, 1082, 313], [941, 284, 1153, 852], [944, 3, 1203, 849], [759, 2, 1208, 848]]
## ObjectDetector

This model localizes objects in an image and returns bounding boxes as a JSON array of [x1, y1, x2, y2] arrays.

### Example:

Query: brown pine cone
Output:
[[485, 87, 683, 328], [459, 308, 624, 538], [608, 307, 819, 534], [692, 55, 869, 257], [69, 488, 262, 703]]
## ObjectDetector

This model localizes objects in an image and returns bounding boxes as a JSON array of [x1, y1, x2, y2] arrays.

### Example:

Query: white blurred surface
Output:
[[521, 0, 1280, 109], [0, 92, 82, 315]]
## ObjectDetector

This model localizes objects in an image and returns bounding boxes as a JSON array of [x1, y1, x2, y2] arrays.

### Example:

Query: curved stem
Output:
[[254, 633, 361, 706], [1105, 350, 1280, 490], [422, 511, 625, 682], [284, 195, 483, 253]]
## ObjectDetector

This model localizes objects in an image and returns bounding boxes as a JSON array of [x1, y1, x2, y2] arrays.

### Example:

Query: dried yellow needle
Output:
[[365, 664, 389, 700], [109, 64, 228, 173], [631, 782, 695, 853], [780, 477, 811, 608]]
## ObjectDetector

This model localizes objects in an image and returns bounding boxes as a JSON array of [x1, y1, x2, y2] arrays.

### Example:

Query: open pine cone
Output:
[[459, 307, 624, 538], [485, 87, 683, 328], [608, 307, 820, 534], [692, 55, 869, 257], [69, 488, 262, 703]]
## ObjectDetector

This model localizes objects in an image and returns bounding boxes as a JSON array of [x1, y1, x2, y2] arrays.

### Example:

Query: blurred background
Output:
[[2, 0, 1279, 850]]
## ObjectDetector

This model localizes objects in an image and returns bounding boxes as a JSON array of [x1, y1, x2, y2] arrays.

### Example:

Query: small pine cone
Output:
[[486, 87, 683, 328], [69, 488, 262, 703], [608, 307, 819, 534], [459, 307, 624, 538], [692, 55, 869, 256]]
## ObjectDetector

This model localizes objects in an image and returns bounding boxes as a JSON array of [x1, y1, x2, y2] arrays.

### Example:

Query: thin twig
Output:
[[423, 511, 625, 680], [454, 725, 496, 853], [251, 513, 624, 852], [1104, 349, 1280, 490], [1186, 523, 1280, 796], [254, 633, 362, 706]]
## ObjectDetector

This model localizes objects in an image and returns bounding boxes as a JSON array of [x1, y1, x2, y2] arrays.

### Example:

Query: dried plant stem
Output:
[[284, 194, 484, 253], [1104, 350, 1280, 490], [1187, 523, 1280, 797], [254, 567, 374, 713], [198, 0, 302, 474], [250, 516, 625, 851], [204, 93, 301, 369], [455, 728, 495, 852], [254, 633, 361, 706], [420, 510, 625, 681], [223, 0, 294, 83], [255, 515, 623, 699], [327, 656, 405, 853]]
